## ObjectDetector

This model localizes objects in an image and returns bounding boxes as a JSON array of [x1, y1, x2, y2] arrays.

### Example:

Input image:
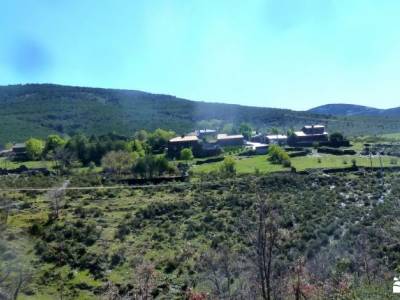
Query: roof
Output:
[[217, 134, 244, 140], [303, 125, 325, 129], [0, 149, 12, 155], [246, 142, 268, 148], [13, 143, 26, 149], [169, 135, 199, 143], [266, 134, 287, 140], [294, 131, 327, 137]]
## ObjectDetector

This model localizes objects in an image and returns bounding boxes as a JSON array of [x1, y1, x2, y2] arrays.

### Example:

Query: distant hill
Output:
[[309, 103, 400, 117], [1, 84, 400, 144]]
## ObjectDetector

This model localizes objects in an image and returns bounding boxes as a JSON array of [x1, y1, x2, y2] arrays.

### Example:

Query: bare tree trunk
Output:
[[253, 192, 280, 300], [11, 271, 31, 300]]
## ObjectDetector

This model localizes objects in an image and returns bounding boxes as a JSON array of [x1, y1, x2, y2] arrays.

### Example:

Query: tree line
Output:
[[20, 129, 185, 178]]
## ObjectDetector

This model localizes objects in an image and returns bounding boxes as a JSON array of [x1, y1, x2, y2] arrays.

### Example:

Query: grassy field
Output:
[[291, 154, 398, 171], [381, 132, 400, 140], [0, 158, 55, 169], [193, 155, 286, 174], [193, 153, 399, 174]]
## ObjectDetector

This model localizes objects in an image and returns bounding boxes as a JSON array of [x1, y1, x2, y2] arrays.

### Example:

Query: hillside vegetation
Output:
[[1, 172, 399, 299], [2, 84, 400, 145]]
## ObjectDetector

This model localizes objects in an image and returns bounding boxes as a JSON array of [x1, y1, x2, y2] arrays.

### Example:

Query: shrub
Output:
[[25, 138, 45, 160], [351, 159, 357, 167], [219, 156, 236, 175], [180, 148, 194, 161], [101, 150, 134, 175], [268, 145, 290, 165]]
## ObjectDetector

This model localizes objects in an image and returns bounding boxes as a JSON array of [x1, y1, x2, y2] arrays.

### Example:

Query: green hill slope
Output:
[[0, 84, 400, 144]]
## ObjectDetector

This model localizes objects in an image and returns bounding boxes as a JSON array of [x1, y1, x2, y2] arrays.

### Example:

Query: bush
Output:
[[25, 138, 45, 160], [268, 145, 290, 165], [351, 159, 357, 167], [219, 156, 236, 175], [329, 132, 345, 146], [180, 148, 194, 161]]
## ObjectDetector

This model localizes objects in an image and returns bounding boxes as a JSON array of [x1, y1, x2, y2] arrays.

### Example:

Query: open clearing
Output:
[[193, 153, 399, 174]]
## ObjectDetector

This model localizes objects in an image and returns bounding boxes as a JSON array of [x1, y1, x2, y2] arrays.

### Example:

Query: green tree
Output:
[[270, 127, 279, 134], [134, 130, 148, 142], [148, 129, 175, 152], [101, 151, 134, 175], [220, 156, 236, 175], [125, 140, 145, 156], [180, 148, 194, 161], [133, 155, 172, 178], [329, 132, 344, 147], [45, 134, 65, 153], [222, 123, 234, 134], [286, 128, 295, 137], [25, 138, 45, 160], [155, 156, 170, 176], [65, 134, 91, 165], [268, 145, 290, 165], [239, 123, 252, 140]]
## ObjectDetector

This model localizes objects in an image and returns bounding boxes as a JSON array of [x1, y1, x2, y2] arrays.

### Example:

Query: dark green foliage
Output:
[[34, 220, 103, 277], [239, 123, 252, 140], [329, 132, 345, 146], [3, 84, 400, 145], [268, 144, 290, 164]]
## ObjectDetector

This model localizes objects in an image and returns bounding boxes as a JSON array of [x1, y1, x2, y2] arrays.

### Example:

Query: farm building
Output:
[[246, 142, 269, 154], [12, 143, 27, 160], [167, 135, 199, 157], [265, 134, 287, 145], [292, 125, 328, 144], [217, 134, 244, 146]]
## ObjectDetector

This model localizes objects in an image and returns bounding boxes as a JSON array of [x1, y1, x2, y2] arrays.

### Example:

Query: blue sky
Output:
[[1, 0, 400, 110]]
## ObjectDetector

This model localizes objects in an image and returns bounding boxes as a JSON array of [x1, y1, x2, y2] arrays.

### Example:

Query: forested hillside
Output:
[[1, 84, 400, 144], [309, 103, 400, 117]]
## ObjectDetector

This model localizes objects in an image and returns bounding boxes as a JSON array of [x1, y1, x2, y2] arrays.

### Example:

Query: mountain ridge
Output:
[[1, 84, 400, 144], [308, 103, 400, 116]]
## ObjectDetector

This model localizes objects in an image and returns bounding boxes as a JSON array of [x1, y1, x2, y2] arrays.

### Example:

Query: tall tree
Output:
[[101, 151, 135, 176], [239, 123, 252, 140], [25, 138, 45, 160], [45, 134, 66, 153]]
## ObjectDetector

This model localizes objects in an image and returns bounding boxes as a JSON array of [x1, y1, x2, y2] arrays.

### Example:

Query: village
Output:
[[167, 124, 332, 158], [0, 123, 399, 179]]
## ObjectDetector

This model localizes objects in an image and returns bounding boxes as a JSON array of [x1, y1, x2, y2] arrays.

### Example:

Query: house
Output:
[[246, 142, 269, 154], [292, 125, 328, 145], [217, 134, 244, 147], [12, 143, 27, 160], [167, 135, 199, 157], [265, 134, 287, 145]]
